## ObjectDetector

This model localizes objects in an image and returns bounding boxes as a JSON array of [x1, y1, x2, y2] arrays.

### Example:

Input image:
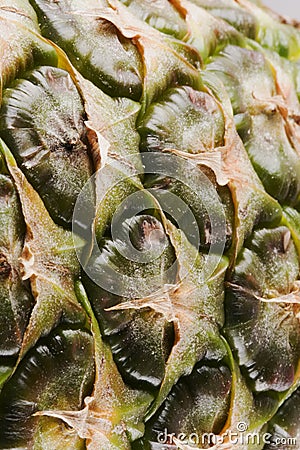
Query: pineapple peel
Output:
[[0, 0, 299, 448]]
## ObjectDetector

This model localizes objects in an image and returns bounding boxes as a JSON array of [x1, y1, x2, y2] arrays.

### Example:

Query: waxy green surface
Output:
[[0, 0, 299, 449]]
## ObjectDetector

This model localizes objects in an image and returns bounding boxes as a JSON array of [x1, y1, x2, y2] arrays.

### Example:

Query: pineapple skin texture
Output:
[[0, 0, 299, 449]]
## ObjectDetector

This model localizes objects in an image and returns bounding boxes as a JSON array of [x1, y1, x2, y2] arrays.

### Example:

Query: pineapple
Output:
[[0, 0, 299, 449]]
